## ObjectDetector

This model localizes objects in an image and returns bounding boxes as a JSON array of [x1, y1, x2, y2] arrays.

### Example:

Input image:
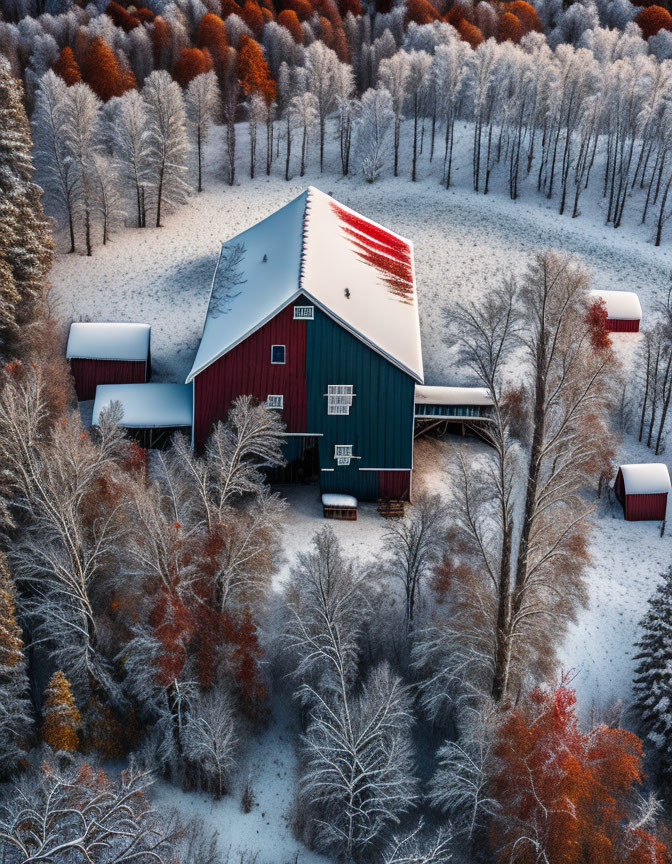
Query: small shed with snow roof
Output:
[[67, 322, 151, 400], [614, 463, 671, 521], [92, 382, 192, 449], [589, 290, 642, 332]]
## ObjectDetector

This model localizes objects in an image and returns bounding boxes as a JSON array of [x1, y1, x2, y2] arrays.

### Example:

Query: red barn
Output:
[[590, 290, 642, 332], [66, 322, 151, 401], [614, 463, 671, 521]]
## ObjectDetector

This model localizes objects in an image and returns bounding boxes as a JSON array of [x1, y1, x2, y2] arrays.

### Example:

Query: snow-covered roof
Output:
[[66, 322, 151, 361], [414, 385, 494, 406], [619, 463, 671, 495], [322, 493, 358, 508], [187, 187, 423, 383], [589, 290, 642, 321], [92, 383, 193, 428]]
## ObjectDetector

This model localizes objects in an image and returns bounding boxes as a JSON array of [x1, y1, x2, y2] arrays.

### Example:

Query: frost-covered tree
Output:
[[301, 662, 418, 861], [333, 61, 358, 177], [383, 822, 453, 864], [109, 89, 153, 228], [0, 365, 130, 699], [382, 492, 449, 632], [406, 50, 431, 181], [290, 89, 318, 177], [183, 687, 239, 798], [357, 86, 393, 182], [58, 81, 102, 256], [246, 91, 266, 180], [40, 670, 81, 752], [378, 51, 410, 176], [91, 153, 126, 245], [185, 70, 220, 192], [0, 557, 32, 778], [143, 70, 189, 227], [633, 566, 672, 792], [305, 41, 340, 171], [0, 56, 51, 350], [0, 757, 182, 864]]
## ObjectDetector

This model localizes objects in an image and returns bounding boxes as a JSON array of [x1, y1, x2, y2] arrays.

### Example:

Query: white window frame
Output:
[[293, 305, 314, 320], [334, 445, 353, 458], [327, 385, 354, 415], [337, 456, 351, 466], [266, 394, 284, 409], [271, 345, 286, 365]]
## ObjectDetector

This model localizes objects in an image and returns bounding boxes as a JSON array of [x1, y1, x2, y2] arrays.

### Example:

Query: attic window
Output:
[[266, 395, 283, 409], [334, 445, 353, 458], [271, 345, 286, 364], [327, 385, 354, 415], [294, 306, 314, 320]]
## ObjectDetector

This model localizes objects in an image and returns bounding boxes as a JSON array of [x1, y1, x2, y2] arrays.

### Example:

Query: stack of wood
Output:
[[377, 498, 406, 519]]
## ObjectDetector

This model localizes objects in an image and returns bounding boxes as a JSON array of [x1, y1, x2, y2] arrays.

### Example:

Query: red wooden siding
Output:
[[69, 358, 147, 401], [615, 470, 667, 520], [378, 470, 411, 501], [193, 304, 307, 445], [624, 493, 668, 521], [607, 318, 639, 332]]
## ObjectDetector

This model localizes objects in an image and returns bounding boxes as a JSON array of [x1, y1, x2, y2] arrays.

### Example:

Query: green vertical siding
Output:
[[304, 304, 416, 500]]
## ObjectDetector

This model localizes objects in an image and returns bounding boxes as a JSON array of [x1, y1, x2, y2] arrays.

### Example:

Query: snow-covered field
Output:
[[48, 121, 672, 857]]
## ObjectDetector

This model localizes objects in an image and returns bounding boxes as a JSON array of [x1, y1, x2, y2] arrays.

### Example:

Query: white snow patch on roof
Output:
[[590, 290, 642, 321], [187, 187, 423, 383], [414, 385, 493, 406], [620, 463, 671, 495], [92, 383, 193, 428], [322, 493, 358, 508], [66, 322, 150, 361]]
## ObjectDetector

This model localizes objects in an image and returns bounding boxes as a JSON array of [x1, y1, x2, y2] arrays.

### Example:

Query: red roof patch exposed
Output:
[[329, 201, 414, 304]]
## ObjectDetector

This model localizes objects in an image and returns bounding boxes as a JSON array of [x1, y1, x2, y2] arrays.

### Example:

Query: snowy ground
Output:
[[47, 120, 672, 856]]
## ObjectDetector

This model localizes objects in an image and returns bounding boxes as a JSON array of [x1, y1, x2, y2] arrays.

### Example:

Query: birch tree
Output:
[[185, 70, 220, 192]]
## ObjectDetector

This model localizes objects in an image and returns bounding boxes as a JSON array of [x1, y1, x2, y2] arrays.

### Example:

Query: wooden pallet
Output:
[[323, 506, 358, 521], [377, 497, 406, 519]]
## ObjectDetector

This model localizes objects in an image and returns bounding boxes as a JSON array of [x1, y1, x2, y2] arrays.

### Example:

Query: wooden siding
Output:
[[607, 318, 639, 332], [70, 358, 147, 401], [615, 470, 667, 520], [193, 304, 307, 445], [378, 470, 411, 499], [306, 304, 416, 501]]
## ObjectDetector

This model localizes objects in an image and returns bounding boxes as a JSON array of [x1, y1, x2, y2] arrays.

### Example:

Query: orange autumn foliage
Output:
[[41, 670, 81, 753], [240, 0, 265, 35], [172, 46, 213, 87], [220, 0, 242, 17], [405, 0, 440, 26], [492, 684, 669, 864], [506, 0, 542, 33], [135, 7, 155, 22], [236, 33, 276, 103], [105, 0, 140, 32], [261, 7, 274, 22], [52, 46, 81, 85], [586, 298, 612, 351], [497, 10, 523, 42], [456, 16, 484, 47], [277, 9, 303, 41], [150, 16, 169, 67], [282, 0, 313, 22], [635, 4, 672, 37], [338, 0, 362, 16], [197, 12, 229, 76], [80, 36, 136, 101]]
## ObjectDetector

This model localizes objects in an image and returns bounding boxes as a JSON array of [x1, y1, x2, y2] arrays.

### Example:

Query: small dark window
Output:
[[271, 345, 286, 364]]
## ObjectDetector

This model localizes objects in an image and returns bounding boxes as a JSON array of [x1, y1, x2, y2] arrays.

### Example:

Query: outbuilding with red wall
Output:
[[589, 290, 642, 333], [67, 322, 151, 401], [614, 463, 671, 521]]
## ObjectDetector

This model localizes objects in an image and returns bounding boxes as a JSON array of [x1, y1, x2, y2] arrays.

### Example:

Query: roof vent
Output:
[[344, 287, 351, 299], [263, 253, 268, 262]]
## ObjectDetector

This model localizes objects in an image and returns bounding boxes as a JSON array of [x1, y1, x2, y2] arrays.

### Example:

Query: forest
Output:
[[4, 0, 672, 860]]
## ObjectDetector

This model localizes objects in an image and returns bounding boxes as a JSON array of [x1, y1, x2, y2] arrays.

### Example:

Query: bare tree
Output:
[[186, 70, 221, 192], [0, 757, 183, 864], [383, 822, 453, 864], [382, 492, 449, 632], [183, 687, 239, 798]]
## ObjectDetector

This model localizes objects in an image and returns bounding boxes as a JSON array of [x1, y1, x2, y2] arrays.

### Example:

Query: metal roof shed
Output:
[[614, 463, 671, 521], [92, 383, 193, 449]]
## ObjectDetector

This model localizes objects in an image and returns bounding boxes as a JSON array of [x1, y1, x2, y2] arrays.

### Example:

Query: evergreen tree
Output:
[[41, 670, 81, 753], [633, 566, 672, 790], [0, 554, 32, 778], [0, 56, 52, 356]]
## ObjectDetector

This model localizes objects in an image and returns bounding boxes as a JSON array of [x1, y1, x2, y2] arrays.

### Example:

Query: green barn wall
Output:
[[304, 303, 416, 500]]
